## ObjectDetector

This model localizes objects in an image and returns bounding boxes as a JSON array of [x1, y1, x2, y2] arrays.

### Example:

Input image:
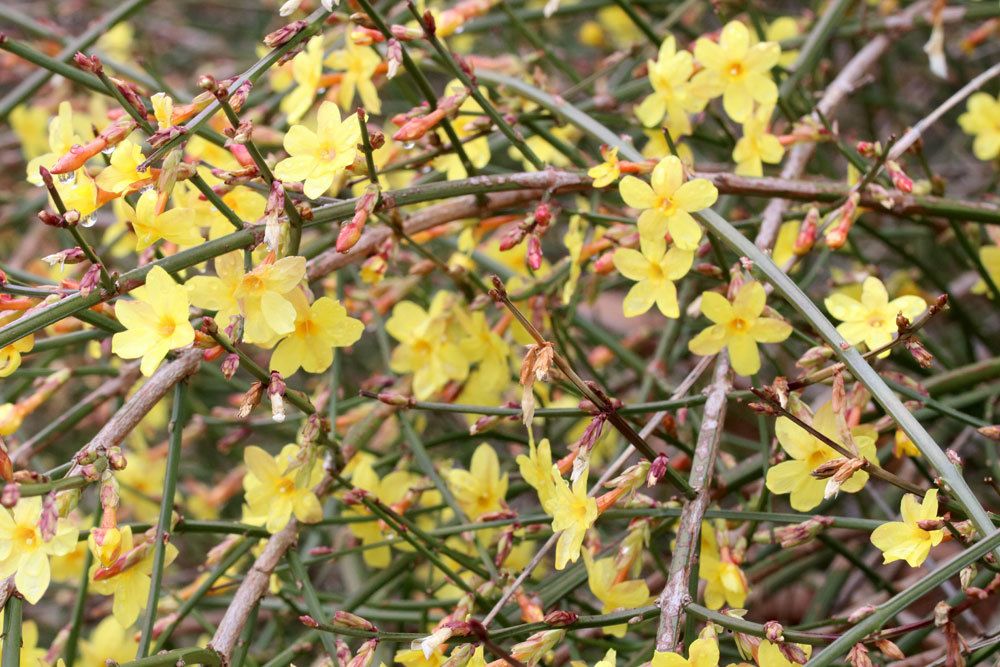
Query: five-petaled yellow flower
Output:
[[619, 155, 718, 250], [825, 276, 926, 356], [325, 37, 382, 114], [957, 92, 1000, 161], [588, 146, 621, 187], [766, 401, 878, 511], [517, 437, 557, 513], [871, 489, 944, 568], [613, 233, 694, 318], [635, 36, 706, 137], [733, 105, 784, 176], [89, 524, 178, 628], [688, 281, 792, 376], [274, 100, 360, 199], [550, 467, 598, 570], [96, 139, 152, 194], [280, 35, 324, 123], [447, 443, 509, 519], [112, 266, 195, 376], [243, 444, 323, 533], [346, 461, 423, 568], [123, 189, 202, 250], [584, 550, 651, 636], [386, 295, 469, 400], [0, 496, 79, 604], [269, 289, 364, 376], [650, 634, 719, 667], [692, 20, 781, 122], [699, 523, 748, 610]]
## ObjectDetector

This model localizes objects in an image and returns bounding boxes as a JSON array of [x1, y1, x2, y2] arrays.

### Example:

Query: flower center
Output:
[[277, 477, 296, 496], [158, 317, 177, 338], [241, 274, 265, 294], [727, 62, 744, 78], [647, 263, 664, 280], [729, 317, 749, 333], [412, 339, 433, 357], [16, 524, 39, 548]]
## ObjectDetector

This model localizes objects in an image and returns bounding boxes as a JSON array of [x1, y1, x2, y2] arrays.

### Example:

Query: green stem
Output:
[[2, 595, 23, 666], [695, 208, 999, 553], [808, 528, 1000, 665], [135, 382, 188, 658], [287, 550, 340, 663]]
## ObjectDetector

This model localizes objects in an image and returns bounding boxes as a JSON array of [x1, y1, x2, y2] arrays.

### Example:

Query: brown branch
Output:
[[654, 356, 732, 651], [307, 174, 591, 281], [209, 519, 299, 665], [10, 361, 142, 466], [66, 350, 201, 477], [755, 0, 933, 249]]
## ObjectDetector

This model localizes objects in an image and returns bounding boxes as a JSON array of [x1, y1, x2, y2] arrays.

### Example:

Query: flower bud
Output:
[[848, 605, 876, 623], [793, 207, 819, 256], [526, 234, 543, 271], [348, 639, 379, 667], [237, 381, 264, 419], [543, 610, 578, 627], [78, 264, 103, 297], [263, 20, 308, 47], [386, 39, 403, 79], [977, 425, 1000, 441], [221, 353, 240, 380], [847, 643, 872, 667], [73, 52, 103, 74], [886, 160, 913, 193], [646, 453, 669, 487], [875, 639, 904, 661], [763, 621, 783, 642], [334, 611, 378, 632], [1, 483, 19, 508], [268, 371, 287, 422]]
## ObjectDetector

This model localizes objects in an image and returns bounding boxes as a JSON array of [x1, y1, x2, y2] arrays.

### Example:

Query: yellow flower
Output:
[[871, 489, 944, 567], [79, 616, 139, 666], [687, 281, 792, 376], [122, 189, 202, 250], [447, 443, 509, 519], [635, 36, 705, 136], [517, 437, 557, 513], [325, 37, 382, 114], [757, 640, 811, 667], [10, 104, 50, 160], [386, 296, 469, 400], [396, 646, 446, 667], [218, 254, 306, 346], [612, 233, 693, 318], [346, 461, 423, 568], [274, 100, 360, 199], [562, 214, 588, 305], [151, 92, 173, 130], [111, 266, 195, 376], [733, 105, 784, 176], [0, 617, 46, 666], [692, 21, 781, 122], [584, 550, 650, 636], [957, 92, 1000, 161], [824, 276, 926, 356], [650, 636, 719, 667], [0, 313, 33, 378], [433, 82, 492, 180], [619, 155, 718, 250], [893, 429, 920, 458], [280, 35, 324, 123], [26, 101, 81, 185], [771, 220, 800, 268], [96, 139, 152, 194], [550, 467, 598, 570], [176, 170, 266, 240], [699, 524, 748, 610], [89, 525, 178, 627], [972, 245, 1000, 297], [269, 289, 364, 376], [0, 496, 79, 604], [588, 147, 621, 188], [243, 444, 324, 533], [765, 17, 801, 69], [765, 401, 878, 511], [456, 309, 509, 390]]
